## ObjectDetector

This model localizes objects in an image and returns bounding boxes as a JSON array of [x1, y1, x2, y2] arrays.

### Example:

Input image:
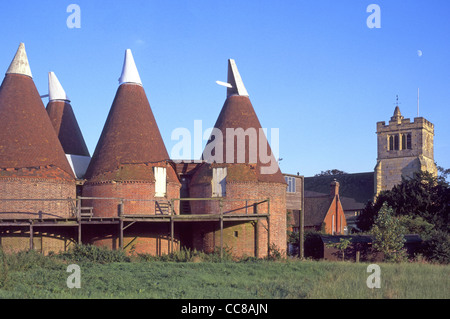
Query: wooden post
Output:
[[119, 201, 124, 250], [77, 198, 82, 245], [170, 215, 174, 254], [267, 216, 271, 257], [299, 209, 304, 259], [356, 251, 360, 263], [299, 176, 305, 259], [254, 220, 259, 258], [29, 223, 34, 251], [219, 199, 223, 260]]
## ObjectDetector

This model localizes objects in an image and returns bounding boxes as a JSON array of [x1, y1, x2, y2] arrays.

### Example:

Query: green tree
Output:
[[315, 169, 347, 177], [371, 204, 407, 262], [358, 170, 449, 233], [326, 238, 351, 261]]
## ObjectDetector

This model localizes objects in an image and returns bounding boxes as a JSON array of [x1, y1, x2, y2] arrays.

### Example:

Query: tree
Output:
[[371, 204, 407, 262], [315, 169, 347, 177], [326, 238, 351, 261], [358, 171, 449, 233]]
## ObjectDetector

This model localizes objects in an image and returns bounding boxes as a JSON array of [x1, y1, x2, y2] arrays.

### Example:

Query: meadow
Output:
[[0, 247, 448, 299]]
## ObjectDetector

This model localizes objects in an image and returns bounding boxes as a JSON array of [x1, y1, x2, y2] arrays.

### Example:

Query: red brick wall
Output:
[[0, 227, 77, 255], [83, 223, 180, 255], [323, 196, 347, 235], [0, 177, 76, 219], [82, 181, 181, 217], [189, 180, 286, 258]]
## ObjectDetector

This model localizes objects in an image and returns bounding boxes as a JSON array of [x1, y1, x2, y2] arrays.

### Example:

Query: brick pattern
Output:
[[0, 177, 76, 219], [189, 177, 286, 258], [82, 181, 181, 217]]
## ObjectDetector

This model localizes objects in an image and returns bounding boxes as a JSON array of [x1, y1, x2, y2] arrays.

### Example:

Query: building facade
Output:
[[374, 106, 437, 196]]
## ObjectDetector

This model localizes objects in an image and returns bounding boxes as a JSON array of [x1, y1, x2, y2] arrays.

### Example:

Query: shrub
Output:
[[58, 244, 130, 264], [421, 230, 450, 264], [371, 204, 407, 263], [0, 248, 8, 288], [6, 249, 61, 272]]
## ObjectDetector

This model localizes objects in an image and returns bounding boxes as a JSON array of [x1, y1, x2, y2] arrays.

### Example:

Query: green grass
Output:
[[0, 250, 448, 299]]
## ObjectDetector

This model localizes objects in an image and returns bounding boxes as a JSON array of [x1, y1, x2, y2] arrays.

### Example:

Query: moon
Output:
[[417, 50, 423, 57]]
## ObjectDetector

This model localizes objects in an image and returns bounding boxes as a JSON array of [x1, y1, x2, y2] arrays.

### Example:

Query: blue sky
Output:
[[0, 1, 449, 177]]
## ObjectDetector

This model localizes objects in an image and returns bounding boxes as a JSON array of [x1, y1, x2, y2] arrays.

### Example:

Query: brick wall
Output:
[[189, 179, 286, 258], [82, 181, 181, 217], [83, 223, 180, 255], [0, 177, 76, 219]]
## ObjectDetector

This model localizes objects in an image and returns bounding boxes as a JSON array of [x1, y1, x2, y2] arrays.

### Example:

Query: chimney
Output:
[[330, 179, 340, 198]]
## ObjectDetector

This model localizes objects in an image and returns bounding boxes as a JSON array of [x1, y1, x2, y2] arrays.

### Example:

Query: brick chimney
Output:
[[330, 179, 340, 198]]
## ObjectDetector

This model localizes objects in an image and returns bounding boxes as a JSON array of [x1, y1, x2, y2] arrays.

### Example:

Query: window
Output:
[[401, 134, 406, 150], [394, 135, 399, 150], [285, 176, 296, 193], [154, 167, 167, 197], [407, 133, 412, 149], [212, 167, 227, 197], [389, 136, 394, 151]]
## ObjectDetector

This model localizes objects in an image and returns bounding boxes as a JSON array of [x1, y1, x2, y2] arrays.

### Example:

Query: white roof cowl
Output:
[[227, 59, 249, 97], [118, 49, 142, 86], [216, 59, 249, 97], [6, 43, 33, 78], [48, 72, 70, 102]]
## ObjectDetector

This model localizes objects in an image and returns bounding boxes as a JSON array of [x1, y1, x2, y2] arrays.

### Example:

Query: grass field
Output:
[[0, 250, 448, 299]]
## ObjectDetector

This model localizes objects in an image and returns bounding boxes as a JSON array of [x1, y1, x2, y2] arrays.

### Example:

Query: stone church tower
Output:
[[374, 105, 437, 196]]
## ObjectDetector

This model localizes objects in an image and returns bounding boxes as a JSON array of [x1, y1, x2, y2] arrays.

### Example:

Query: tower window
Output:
[[407, 133, 412, 149], [401, 134, 406, 150], [389, 136, 394, 151], [394, 135, 399, 150]]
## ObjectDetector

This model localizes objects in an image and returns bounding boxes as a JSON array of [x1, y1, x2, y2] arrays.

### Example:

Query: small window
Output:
[[285, 176, 296, 193], [401, 134, 406, 150], [154, 167, 167, 197], [407, 133, 412, 149], [394, 135, 399, 150], [389, 136, 394, 151], [212, 167, 227, 197]]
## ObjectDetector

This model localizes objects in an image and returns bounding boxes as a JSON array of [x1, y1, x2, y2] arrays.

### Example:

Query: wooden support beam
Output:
[[267, 216, 271, 257], [119, 202, 124, 250], [254, 220, 259, 258], [29, 223, 34, 250], [220, 214, 223, 260], [219, 199, 223, 260], [170, 215, 174, 254]]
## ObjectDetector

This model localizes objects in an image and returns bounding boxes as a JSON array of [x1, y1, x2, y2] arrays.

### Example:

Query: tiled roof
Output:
[[85, 83, 173, 181], [304, 195, 333, 227], [199, 95, 285, 184], [46, 100, 90, 157], [304, 172, 374, 204], [0, 73, 74, 179]]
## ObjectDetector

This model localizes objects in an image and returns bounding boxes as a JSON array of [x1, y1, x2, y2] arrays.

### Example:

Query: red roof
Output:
[[85, 83, 172, 181], [200, 95, 285, 184], [0, 74, 74, 179], [46, 100, 90, 157]]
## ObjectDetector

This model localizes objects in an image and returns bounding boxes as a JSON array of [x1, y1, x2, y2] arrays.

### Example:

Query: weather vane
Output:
[[394, 95, 401, 107]]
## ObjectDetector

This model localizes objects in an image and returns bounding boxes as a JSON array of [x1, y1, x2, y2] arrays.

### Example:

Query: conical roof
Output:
[[46, 72, 90, 157], [0, 43, 74, 179], [390, 105, 404, 123], [201, 59, 285, 184], [85, 49, 171, 181]]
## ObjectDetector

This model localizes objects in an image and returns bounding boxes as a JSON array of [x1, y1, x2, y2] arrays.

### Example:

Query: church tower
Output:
[[374, 103, 437, 196]]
